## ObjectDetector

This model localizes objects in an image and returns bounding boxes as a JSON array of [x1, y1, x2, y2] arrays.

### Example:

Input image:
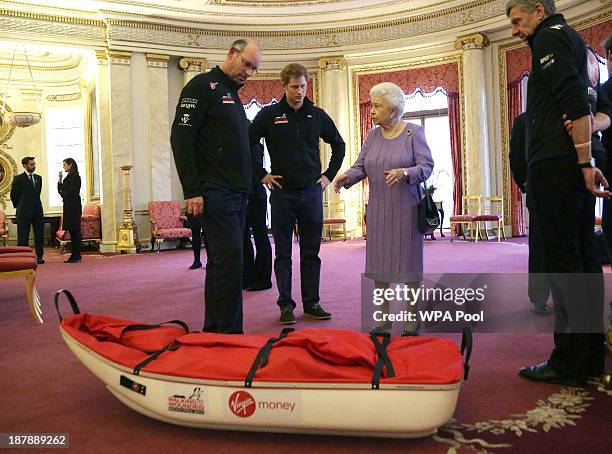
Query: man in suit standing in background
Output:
[[10, 156, 45, 264]]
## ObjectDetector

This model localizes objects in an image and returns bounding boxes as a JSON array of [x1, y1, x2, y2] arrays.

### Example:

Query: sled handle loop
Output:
[[55, 289, 81, 322]]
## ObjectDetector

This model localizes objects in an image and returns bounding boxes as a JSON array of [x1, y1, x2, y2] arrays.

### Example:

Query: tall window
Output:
[[46, 105, 86, 207], [403, 88, 453, 228]]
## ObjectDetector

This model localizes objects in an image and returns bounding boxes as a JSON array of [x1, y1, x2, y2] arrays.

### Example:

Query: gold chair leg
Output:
[[25, 270, 43, 324], [155, 238, 163, 253]]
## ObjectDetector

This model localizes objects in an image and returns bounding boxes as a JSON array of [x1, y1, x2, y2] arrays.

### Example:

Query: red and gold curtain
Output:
[[239, 79, 314, 105]]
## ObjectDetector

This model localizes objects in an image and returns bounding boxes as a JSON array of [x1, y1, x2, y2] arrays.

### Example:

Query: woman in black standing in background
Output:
[[58, 158, 82, 263]]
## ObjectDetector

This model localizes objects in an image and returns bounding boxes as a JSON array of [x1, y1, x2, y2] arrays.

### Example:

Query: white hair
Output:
[[369, 82, 405, 121]]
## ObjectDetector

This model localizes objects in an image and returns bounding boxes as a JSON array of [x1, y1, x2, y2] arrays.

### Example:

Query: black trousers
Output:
[[17, 215, 44, 260], [526, 200, 551, 306], [188, 214, 209, 264], [201, 183, 248, 334], [270, 185, 323, 310], [243, 191, 272, 289], [528, 157, 605, 379], [69, 229, 81, 259]]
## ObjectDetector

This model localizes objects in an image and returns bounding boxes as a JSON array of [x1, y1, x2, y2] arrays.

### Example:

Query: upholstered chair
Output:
[[148, 201, 192, 252], [56, 203, 102, 252], [0, 210, 7, 246]]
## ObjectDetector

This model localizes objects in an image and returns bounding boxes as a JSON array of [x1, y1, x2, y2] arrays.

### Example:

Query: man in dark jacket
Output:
[[509, 113, 551, 315], [250, 63, 345, 325], [243, 140, 272, 291], [10, 156, 44, 263], [170, 38, 262, 334], [506, 0, 608, 387]]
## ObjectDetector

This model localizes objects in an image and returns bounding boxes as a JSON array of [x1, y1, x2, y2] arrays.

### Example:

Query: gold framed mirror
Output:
[[0, 104, 16, 145], [0, 143, 18, 209]]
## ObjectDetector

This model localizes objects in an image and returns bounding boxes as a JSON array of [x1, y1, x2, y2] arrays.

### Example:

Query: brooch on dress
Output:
[[406, 129, 413, 137]]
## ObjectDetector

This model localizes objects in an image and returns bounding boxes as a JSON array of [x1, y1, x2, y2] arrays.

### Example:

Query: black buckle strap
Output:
[[54, 289, 81, 322], [133, 345, 180, 376], [245, 328, 294, 387], [461, 327, 473, 380], [370, 332, 396, 389], [119, 320, 190, 354]]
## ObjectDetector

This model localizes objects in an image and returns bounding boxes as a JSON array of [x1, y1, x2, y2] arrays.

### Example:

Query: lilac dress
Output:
[[344, 123, 434, 283]]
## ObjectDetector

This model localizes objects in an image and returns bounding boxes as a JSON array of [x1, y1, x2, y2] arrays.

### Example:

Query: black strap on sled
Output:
[[461, 327, 473, 380], [244, 327, 294, 387], [54, 289, 81, 322], [119, 320, 190, 353], [370, 332, 396, 389], [133, 344, 180, 376], [119, 320, 190, 375]]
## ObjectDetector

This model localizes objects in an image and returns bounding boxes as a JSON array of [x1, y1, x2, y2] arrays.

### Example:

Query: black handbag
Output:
[[416, 168, 440, 235]]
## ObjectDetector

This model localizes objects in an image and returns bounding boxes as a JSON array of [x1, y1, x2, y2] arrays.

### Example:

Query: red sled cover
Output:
[[61, 313, 466, 386]]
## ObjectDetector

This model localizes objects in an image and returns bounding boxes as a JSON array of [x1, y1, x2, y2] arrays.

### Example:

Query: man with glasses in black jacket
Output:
[[171, 39, 262, 334]]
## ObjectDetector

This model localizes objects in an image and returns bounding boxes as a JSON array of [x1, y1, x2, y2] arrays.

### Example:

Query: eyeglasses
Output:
[[234, 50, 259, 75]]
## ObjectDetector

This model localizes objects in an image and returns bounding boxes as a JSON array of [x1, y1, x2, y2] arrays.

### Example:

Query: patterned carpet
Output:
[[1, 237, 610, 453]]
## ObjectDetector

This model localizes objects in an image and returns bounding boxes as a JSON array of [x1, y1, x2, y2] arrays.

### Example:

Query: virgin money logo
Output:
[[229, 391, 256, 418]]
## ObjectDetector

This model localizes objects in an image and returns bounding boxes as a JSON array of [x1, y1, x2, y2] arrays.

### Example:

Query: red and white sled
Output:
[[57, 291, 471, 438]]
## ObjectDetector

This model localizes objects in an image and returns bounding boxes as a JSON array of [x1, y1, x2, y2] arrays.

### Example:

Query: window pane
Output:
[[423, 116, 454, 229], [46, 106, 86, 207]]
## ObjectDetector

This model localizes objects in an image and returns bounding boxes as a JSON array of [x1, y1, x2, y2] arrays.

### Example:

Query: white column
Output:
[[454, 33, 491, 198], [179, 57, 209, 85], [146, 53, 172, 201], [96, 50, 133, 253], [318, 57, 358, 236]]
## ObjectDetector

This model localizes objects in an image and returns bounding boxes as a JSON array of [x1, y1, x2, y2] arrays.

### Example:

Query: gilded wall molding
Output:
[[454, 32, 490, 50], [1, 2, 506, 52], [107, 50, 132, 65], [319, 56, 347, 71], [178, 57, 209, 72], [98, 0, 489, 25], [46, 93, 81, 102], [146, 53, 169, 68]]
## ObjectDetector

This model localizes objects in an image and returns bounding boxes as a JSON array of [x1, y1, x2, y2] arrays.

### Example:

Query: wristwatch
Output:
[[402, 169, 409, 180], [576, 158, 595, 169]]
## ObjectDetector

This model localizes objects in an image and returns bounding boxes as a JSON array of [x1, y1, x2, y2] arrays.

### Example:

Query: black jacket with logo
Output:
[[250, 96, 345, 189], [171, 66, 251, 198], [525, 14, 595, 165]]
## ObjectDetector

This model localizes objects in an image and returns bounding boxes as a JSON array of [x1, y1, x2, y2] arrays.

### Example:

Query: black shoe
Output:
[[519, 362, 586, 387], [65, 257, 81, 263], [303, 304, 332, 320], [532, 302, 551, 315], [189, 261, 202, 269], [369, 321, 393, 335], [279, 307, 296, 325], [36, 258, 45, 264], [401, 319, 421, 337], [246, 283, 273, 291]]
